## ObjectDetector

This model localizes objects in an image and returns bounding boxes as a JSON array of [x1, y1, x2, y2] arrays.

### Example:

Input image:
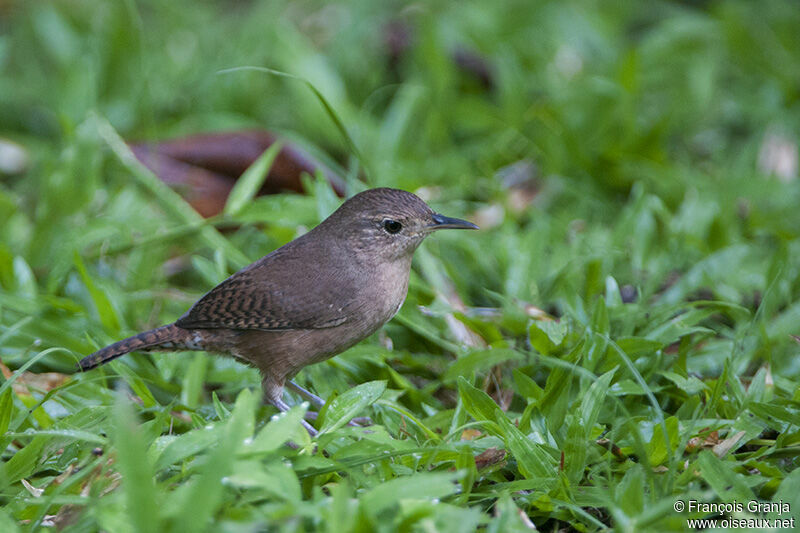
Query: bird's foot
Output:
[[273, 397, 318, 437], [349, 416, 373, 427], [301, 419, 318, 437]]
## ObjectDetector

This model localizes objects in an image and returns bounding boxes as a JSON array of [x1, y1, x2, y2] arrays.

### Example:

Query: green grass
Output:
[[2, 0, 800, 531]]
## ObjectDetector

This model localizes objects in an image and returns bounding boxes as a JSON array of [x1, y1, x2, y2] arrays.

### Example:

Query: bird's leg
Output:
[[263, 376, 318, 437], [283, 381, 327, 425], [287, 380, 325, 408], [350, 416, 373, 427], [273, 397, 318, 437]]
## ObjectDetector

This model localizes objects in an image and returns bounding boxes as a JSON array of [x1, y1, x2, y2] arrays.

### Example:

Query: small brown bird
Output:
[[79, 188, 477, 433]]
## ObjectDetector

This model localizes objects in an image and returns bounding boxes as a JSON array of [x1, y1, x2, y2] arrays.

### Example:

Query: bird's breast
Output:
[[358, 258, 412, 326]]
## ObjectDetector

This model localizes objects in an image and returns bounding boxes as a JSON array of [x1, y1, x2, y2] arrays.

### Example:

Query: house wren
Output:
[[79, 188, 477, 432]]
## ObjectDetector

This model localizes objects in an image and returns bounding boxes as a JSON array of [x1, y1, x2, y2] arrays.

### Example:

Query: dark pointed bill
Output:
[[428, 213, 479, 230]]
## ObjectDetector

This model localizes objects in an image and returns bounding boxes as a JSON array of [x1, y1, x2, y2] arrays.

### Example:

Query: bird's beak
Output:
[[427, 213, 479, 231]]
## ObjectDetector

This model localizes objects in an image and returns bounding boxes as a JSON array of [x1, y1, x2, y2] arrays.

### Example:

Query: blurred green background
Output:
[[1, 0, 800, 531]]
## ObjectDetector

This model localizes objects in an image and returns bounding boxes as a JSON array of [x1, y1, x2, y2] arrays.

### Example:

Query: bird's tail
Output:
[[78, 324, 188, 371]]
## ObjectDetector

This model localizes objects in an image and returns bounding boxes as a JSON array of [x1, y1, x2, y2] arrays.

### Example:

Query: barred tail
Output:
[[79, 324, 186, 371]]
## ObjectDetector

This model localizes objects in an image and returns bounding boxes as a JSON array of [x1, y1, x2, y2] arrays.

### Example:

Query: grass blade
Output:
[[223, 141, 283, 216], [91, 113, 250, 268], [319, 380, 386, 434], [113, 395, 160, 533], [217, 66, 369, 184]]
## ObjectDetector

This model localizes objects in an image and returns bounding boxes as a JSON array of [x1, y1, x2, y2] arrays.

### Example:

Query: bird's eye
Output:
[[383, 219, 402, 234]]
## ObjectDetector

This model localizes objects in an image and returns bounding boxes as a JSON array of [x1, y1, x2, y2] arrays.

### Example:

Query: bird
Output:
[[78, 188, 478, 434]]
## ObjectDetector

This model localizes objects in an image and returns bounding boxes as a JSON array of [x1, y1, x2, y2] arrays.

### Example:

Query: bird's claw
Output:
[[348, 416, 373, 427]]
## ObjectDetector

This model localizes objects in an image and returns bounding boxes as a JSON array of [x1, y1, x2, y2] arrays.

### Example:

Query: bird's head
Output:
[[322, 188, 478, 262]]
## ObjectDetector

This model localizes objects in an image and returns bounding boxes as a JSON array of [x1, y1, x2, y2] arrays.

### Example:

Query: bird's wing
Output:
[[175, 239, 360, 331]]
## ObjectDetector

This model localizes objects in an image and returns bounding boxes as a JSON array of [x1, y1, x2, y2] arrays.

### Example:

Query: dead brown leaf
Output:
[[461, 428, 482, 441], [712, 430, 746, 458], [475, 447, 506, 469], [129, 130, 345, 218], [0, 357, 70, 396], [686, 429, 720, 453]]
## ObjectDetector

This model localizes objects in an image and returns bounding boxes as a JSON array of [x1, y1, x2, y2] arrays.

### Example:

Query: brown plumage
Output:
[[79, 188, 477, 432]]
